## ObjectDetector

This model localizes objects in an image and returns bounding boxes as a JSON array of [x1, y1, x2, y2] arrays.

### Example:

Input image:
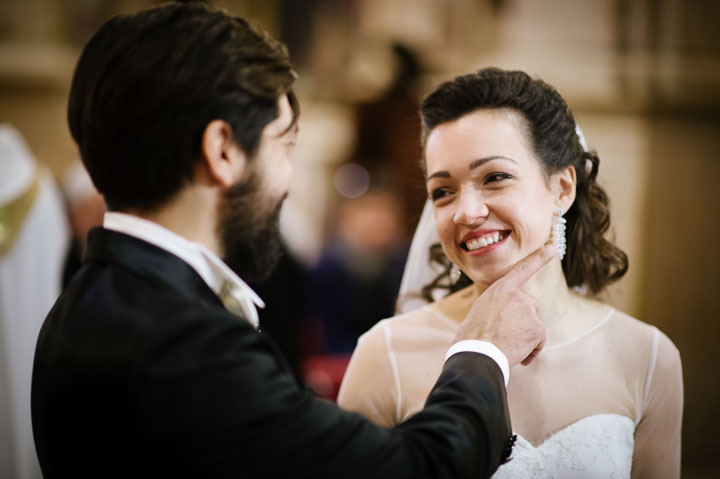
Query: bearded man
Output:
[[31, 3, 551, 478]]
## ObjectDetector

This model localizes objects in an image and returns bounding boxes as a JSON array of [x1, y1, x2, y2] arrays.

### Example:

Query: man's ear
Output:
[[554, 165, 577, 212], [200, 120, 247, 188]]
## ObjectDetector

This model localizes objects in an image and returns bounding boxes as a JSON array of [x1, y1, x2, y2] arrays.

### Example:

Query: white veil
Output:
[[395, 199, 446, 314]]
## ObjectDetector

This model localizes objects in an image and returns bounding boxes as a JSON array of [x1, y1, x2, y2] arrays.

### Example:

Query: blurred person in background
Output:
[[339, 68, 684, 478], [310, 189, 407, 355], [303, 188, 407, 398], [30, 4, 551, 478], [0, 123, 69, 479]]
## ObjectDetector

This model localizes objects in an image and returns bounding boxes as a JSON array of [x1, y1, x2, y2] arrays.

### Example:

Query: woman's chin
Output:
[[466, 264, 514, 290], [464, 245, 548, 287]]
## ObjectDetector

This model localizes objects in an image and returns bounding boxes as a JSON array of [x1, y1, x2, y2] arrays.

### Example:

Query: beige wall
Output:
[[642, 116, 720, 474], [0, 88, 75, 178], [578, 113, 650, 317]]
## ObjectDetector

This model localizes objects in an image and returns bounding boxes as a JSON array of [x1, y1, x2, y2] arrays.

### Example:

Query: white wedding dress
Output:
[[338, 295, 681, 478]]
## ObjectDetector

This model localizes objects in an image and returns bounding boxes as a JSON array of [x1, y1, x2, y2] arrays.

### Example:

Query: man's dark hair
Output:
[[68, 1, 299, 211]]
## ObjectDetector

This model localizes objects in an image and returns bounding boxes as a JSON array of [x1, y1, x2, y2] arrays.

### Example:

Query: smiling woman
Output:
[[338, 68, 684, 479]]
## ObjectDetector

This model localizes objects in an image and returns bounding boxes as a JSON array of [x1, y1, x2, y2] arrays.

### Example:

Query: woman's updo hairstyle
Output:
[[420, 67, 628, 301]]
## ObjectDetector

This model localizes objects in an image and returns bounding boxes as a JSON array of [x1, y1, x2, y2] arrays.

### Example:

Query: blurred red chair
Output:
[[302, 354, 351, 401]]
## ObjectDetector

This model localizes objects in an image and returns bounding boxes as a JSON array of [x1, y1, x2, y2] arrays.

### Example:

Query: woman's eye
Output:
[[430, 188, 450, 201], [486, 172, 512, 184]]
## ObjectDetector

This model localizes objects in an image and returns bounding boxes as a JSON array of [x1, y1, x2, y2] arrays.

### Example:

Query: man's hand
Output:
[[453, 245, 556, 368]]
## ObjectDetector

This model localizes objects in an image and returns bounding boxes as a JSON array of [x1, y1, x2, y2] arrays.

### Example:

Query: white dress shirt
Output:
[[446, 340, 510, 387]]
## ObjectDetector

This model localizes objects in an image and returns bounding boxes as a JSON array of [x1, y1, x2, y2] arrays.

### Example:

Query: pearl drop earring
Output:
[[553, 208, 567, 259], [450, 264, 461, 283]]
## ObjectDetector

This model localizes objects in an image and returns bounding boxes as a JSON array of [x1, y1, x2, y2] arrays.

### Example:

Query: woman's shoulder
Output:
[[366, 289, 471, 336], [357, 293, 468, 356], [605, 308, 654, 340], [355, 306, 435, 349], [601, 307, 681, 373], [607, 309, 678, 348], [602, 308, 683, 426]]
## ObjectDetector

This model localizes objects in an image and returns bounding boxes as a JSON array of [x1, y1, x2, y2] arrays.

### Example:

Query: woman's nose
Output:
[[453, 191, 489, 225], [453, 191, 490, 225]]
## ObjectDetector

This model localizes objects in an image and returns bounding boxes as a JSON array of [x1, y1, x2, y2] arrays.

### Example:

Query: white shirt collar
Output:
[[103, 212, 264, 328]]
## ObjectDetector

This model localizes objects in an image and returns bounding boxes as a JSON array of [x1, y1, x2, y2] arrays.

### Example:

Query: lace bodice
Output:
[[495, 414, 633, 478], [338, 288, 683, 478]]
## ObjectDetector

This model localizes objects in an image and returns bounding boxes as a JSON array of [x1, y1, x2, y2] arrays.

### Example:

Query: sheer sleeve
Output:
[[631, 328, 683, 478], [338, 321, 401, 427]]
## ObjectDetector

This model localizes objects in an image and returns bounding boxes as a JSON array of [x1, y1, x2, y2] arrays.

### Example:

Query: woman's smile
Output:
[[461, 229, 511, 255]]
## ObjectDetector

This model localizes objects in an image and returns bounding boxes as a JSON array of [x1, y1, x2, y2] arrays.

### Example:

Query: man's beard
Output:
[[217, 171, 287, 284]]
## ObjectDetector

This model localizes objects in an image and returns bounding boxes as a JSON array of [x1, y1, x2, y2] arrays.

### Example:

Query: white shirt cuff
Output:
[[445, 340, 510, 387]]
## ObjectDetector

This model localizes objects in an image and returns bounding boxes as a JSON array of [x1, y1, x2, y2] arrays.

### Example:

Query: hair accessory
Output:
[[450, 264, 461, 284], [575, 124, 589, 152], [553, 208, 567, 259]]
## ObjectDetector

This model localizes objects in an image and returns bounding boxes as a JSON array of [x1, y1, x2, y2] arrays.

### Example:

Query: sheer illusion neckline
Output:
[[543, 308, 615, 351], [428, 306, 616, 352]]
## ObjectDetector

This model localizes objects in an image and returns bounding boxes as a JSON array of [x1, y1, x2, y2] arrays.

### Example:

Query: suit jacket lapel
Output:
[[83, 227, 223, 311]]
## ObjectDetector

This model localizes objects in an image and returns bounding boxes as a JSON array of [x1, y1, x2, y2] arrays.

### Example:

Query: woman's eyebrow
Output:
[[426, 170, 450, 180], [427, 155, 518, 181], [468, 155, 518, 170]]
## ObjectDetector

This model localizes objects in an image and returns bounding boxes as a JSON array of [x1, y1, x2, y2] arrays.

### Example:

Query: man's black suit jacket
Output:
[[32, 228, 512, 478]]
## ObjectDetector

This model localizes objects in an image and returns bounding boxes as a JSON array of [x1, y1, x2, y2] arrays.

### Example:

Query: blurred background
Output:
[[0, 0, 718, 477]]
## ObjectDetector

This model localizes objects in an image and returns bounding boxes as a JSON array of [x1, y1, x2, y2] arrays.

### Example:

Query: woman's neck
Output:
[[521, 258, 576, 346], [469, 257, 590, 348]]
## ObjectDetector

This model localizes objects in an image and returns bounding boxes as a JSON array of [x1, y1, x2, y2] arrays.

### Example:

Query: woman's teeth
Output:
[[465, 232, 506, 251]]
